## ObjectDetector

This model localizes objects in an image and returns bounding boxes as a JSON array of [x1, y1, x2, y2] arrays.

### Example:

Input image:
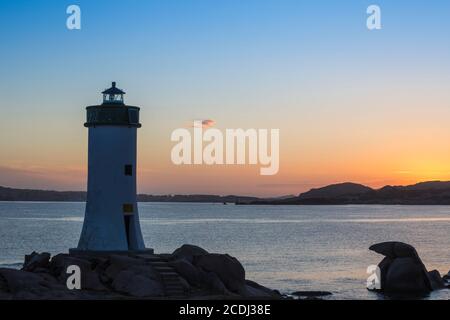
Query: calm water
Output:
[[0, 202, 449, 300]]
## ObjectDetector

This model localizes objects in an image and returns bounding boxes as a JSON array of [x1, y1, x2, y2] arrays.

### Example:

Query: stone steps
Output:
[[146, 255, 186, 298]]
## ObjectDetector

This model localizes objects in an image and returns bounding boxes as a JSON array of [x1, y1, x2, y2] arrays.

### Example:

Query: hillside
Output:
[[298, 183, 373, 200], [246, 181, 450, 205]]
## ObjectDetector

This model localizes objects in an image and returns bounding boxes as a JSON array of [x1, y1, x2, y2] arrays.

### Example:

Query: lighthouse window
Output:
[[128, 109, 139, 124], [123, 204, 134, 214], [124, 165, 133, 176]]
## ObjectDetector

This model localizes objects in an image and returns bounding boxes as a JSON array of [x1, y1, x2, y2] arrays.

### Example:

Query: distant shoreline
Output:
[[4, 180, 450, 205], [0, 186, 262, 203], [2, 201, 450, 206]]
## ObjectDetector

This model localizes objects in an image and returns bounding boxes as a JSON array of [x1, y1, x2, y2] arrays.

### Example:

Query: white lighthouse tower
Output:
[[75, 82, 147, 252]]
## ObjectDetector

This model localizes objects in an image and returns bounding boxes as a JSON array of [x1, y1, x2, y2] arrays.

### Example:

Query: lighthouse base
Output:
[[68, 248, 154, 256]]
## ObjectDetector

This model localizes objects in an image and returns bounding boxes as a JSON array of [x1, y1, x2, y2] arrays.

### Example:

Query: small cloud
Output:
[[201, 119, 215, 128], [191, 119, 216, 128]]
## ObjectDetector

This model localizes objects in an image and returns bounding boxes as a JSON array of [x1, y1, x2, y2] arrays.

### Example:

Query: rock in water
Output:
[[369, 242, 419, 260], [427, 270, 445, 290], [443, 271, 450, 289], [245, 280, 282, 298], [443, 270, 450, 281], [291, 291, 332, 297], [383, 257, 430, 293], [369, 241, 441, 295]]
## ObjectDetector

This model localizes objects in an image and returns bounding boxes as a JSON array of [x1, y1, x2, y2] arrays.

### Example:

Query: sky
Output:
[[1, 0, 450, 196]]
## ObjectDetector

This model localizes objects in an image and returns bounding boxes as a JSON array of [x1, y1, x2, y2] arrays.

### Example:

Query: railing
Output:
[[85, 105, 141, 127]]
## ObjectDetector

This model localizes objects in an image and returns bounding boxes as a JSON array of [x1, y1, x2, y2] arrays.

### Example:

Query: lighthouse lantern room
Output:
[[102, 81, 125, 104]]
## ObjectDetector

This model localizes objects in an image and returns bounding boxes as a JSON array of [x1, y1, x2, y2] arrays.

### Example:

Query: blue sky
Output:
[[1, 1, 450, 195]]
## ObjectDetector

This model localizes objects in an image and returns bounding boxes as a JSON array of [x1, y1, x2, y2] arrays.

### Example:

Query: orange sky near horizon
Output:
[[2, 81, 450, 197], [2, 113, 450, 197]]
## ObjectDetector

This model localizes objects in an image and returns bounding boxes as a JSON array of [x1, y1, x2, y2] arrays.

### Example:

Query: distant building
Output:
[[74, 82, 147, 252]]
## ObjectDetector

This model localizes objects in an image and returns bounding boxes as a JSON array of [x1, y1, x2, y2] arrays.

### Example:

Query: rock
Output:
[[427, 270, 445, 290], [382, 257, 430, 293], [102, 255, 146, 280], [178, 276, 191, 292], [102, 255, 160, 286], [0, 292, 12, 300], [0, 246, 282, 300], [49, 254, 92, 282], [82, 270, 108, 292], [291, 291, 332, 297], [168, 258, 201, 286], [0, 268, 67, 298], [369, 242, 432, 294], [48, 254, 109, 292], [0, 268, 51, 293], [128, 265, 160, 280], [377, 256, 393, 290], [112, 270, 164, 297], [444, 272, 450, 289], [0, 273, 10, 293], [244, 280, 282, 298], [193, 253, 245, 294], [88, 256, 109, 273], [369, 242, 419, 260], [301, 296, 324, 300], [199, 271, 231, 295], [443, 271, 450, 281], [244, 284, 272, 297], [22, 252, 51, 272], [172, 244, 209, 263]]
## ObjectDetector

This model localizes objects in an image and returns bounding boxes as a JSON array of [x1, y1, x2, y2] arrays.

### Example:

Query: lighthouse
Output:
[[75, 82, 147, 252]]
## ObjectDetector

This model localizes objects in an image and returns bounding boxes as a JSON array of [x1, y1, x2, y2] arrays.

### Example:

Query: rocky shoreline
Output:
[[0, 242, 448, 300], [0, 244, 284, 300]]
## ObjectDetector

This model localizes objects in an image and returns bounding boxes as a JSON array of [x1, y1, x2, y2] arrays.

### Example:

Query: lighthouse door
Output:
[[124, 215, 131, 248], [123, 204, 134, 249]]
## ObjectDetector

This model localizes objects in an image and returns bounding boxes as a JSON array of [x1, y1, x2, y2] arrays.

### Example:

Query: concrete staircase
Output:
[[133, 254, 186, 298]]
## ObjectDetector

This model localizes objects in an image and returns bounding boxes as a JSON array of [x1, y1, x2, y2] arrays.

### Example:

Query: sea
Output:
[[0, 202, 448, 300]]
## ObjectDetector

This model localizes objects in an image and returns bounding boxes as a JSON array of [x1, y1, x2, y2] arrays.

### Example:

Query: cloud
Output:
[[201, 119, 215, 128], [190, 119, 216, 128]]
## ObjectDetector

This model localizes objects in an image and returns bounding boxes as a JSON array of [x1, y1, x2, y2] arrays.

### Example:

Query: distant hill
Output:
[[246, 181, 450, 205], [0, 186, 260, 203], [400, 181, 450, 191], [298, 182, 373, 200]]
